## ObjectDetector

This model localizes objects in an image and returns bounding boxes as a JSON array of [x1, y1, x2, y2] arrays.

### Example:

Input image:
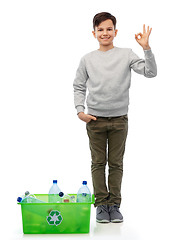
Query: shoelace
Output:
[[97, 205, 109, 214], [109, 205, 120, 213]]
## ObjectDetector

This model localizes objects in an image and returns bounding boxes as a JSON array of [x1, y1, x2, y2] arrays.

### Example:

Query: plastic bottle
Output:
[[77, 181, 92, 203], [17, 195, 45, 203], [17, 191, 44, 203], [17, 191, 40, 203], [58, 192, 75, 203], [48, 180, 61, 203], [25, 191, 36, 198], [20, 191, 30, 199], [19, 191, 35, 199]]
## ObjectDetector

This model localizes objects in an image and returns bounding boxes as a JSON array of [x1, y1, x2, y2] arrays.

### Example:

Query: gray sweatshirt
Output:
[[73, 47, 157, 117]]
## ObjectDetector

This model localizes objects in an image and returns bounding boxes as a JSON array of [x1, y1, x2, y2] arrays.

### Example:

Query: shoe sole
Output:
[[96, 219, 110, 223], [111, 219, 124, 223]]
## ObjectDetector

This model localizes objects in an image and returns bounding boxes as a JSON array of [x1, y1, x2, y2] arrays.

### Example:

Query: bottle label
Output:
[[77, 193, 91, 203]]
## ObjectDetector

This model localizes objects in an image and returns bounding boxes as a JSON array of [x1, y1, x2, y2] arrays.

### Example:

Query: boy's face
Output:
[[92, 19, 118, 48]]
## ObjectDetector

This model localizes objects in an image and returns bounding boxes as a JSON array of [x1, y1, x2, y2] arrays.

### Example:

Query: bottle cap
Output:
[[59, 192, 64, 197], [53, 180, 57, 184], [83, 181, 87, 185], [17, 197, 22, 202], [25, 191, 30, 196]]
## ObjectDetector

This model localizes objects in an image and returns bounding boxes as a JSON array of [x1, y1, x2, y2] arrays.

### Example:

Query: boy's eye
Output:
[[98, 29, 112, 32]]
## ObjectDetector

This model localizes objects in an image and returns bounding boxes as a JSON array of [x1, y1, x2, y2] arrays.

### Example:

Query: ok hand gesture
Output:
[[135, 24, 152, 50]]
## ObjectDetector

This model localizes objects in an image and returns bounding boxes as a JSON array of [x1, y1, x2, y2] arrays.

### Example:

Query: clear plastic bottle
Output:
[[17, 196, 45, 203], [17, 191, 38, 203], [48, 180, 61, 203], [77, 181, 92, 203], [19, 191, 36, 199], [58, 192, 75, 203], [20, 191, 30, 199]]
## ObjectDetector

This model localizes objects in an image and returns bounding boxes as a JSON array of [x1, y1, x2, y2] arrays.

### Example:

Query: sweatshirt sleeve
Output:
[[73, 57, 89, 114], [129, 49, 157, 78]]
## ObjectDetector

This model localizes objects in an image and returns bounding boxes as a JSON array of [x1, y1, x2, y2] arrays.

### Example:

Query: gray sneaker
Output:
[[109, 205, 123, 223], [96, 205, 110, 223]]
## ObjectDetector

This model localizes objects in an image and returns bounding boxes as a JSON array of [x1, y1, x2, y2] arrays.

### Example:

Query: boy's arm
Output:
[[73, 57, 88, 114], [129, 49, 157, 78], [129, 24, 157, 78], [73, 58, 97, 123]]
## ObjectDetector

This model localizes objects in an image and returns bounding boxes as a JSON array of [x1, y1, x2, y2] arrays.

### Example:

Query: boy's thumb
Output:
[[92, 116, 97, 121]]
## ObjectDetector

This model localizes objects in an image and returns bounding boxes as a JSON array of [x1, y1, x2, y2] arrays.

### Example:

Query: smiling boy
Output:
[[92, 18, 118, 52], [73, 12, 157, 223]]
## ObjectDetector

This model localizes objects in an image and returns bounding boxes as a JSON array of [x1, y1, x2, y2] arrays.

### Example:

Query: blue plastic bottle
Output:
[[77, 181, 91, 203], [17, 191, 45, 203], [48, 180, 61, 203], [17, 196, 45, 203], [17, 191, 43, 203]]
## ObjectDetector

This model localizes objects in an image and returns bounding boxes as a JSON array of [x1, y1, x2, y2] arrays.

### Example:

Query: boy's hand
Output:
[[78, 112, 97, 123], [135, 24, 152, 50]]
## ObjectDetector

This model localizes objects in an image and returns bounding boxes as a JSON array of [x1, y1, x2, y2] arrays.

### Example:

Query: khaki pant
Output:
[[86, 115, 128, 207]]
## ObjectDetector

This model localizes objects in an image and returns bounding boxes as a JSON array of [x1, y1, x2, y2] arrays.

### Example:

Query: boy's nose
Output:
[[103, 30, 107, 34]]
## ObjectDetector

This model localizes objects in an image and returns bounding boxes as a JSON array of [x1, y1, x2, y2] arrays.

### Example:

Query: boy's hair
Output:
[[93, 12, 117, 31]]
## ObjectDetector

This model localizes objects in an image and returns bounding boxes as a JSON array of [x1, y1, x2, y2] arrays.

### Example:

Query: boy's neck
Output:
[[98, 43, 115, 52]]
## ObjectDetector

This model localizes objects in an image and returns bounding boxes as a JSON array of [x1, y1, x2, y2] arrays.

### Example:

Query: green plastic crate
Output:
[[18, 194, 95, 234]]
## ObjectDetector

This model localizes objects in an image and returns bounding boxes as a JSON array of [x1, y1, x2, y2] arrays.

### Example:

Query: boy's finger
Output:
[[143, 24, 146, 33], [136, 33, 142, 39], [135, 33, 142, 40]]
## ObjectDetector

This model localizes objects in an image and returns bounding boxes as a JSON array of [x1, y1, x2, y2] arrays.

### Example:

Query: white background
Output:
[[0, 0, 184, 239]]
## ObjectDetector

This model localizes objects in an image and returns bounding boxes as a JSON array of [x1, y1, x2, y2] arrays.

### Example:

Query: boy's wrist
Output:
[[76, 106, 85, 114], [78, 112, 84, 118], [143, 45, 151, 50]]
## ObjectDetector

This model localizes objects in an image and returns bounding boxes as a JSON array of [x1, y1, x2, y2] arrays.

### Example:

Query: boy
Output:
[[73, 12, 157, 223]]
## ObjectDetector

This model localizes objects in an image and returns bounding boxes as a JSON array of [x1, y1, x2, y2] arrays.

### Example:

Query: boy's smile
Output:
[[92, 19, 118, 52]]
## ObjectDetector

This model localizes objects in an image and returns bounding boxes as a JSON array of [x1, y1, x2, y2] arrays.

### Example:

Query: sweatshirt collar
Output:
[[97, 46, 116, 53]]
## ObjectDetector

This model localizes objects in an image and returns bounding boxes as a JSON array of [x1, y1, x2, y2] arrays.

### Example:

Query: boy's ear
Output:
[[92, 31, 97, 39], [114, 29, 118, 37]]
